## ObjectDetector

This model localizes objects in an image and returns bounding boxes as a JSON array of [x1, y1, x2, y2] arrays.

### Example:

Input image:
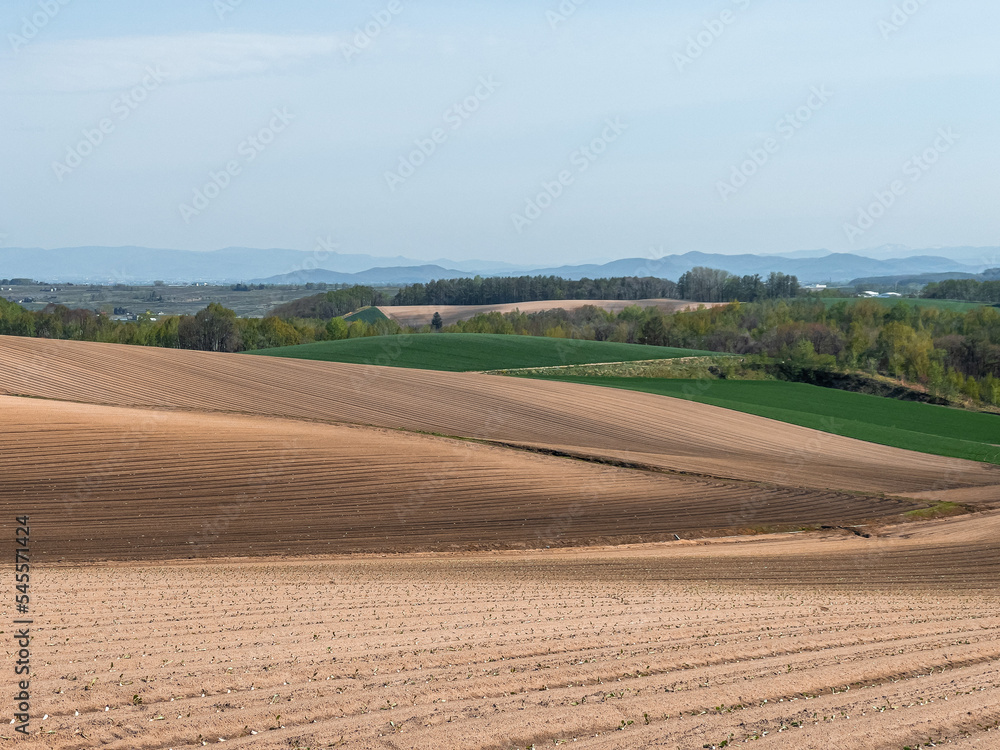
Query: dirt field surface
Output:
[[5, 519, 1000, 749], [0, 395, 937, 562], [379, 299, 724, 328], [3, 336, 1000, 747], [2, 336, 997, 503]]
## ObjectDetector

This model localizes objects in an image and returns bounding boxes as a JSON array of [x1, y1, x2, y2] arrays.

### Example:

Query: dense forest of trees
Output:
[[676, 268, 800, 303], [390, 275, 679, 306], [922, 277, 1000, 304]]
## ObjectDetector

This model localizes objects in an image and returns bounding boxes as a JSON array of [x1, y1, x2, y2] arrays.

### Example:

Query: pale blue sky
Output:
[[1, 0, 997, 264]]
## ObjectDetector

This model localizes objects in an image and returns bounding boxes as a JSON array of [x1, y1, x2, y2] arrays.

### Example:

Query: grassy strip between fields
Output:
[[251, 333, 716, 372], [521, 376, 1000, 466]]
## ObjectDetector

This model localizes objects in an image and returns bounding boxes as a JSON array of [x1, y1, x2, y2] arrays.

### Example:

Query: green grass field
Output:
[[819, 297, 988, 313], [526, 376, 1000, 465], [342, 306, 389, 324], [250, 333, 715, 372]]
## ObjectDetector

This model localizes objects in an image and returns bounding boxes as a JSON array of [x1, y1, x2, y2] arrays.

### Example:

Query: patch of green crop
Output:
[[250, 333, 715, 372], [904, 502, 964, 519], [525, 377, 1000, 465], [342, 306, 389, 324]]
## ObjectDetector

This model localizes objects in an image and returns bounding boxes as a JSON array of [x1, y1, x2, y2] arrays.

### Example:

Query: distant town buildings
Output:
[[859, 291, 902, 298]]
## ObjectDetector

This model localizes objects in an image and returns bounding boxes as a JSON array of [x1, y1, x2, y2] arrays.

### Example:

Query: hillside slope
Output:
[[251, 333, 714, 372], [1, 336, 996, 498], [3, 395, 929, 561]]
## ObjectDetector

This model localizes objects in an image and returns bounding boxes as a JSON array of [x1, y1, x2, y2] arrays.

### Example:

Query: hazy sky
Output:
[[1, 0, 997, 264]]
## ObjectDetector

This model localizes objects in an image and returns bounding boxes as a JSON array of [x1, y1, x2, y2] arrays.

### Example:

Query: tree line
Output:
[[677, 268, 800, 302], [441, 298, 1000, 406], [266, 270, 801, 319], [0, 298, 399, 353], [390, 275, 681, 306], [4, 272, 996, 406], [922, 277, 1000, 304]]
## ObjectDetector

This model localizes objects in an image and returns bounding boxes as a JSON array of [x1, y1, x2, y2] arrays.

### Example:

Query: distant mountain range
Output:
[[0, 246, 462, 284], [256, 265, 475, 285], [765, 244, 1000, 266], [1, 245, 996, 286], [523, 252, 990, 283]]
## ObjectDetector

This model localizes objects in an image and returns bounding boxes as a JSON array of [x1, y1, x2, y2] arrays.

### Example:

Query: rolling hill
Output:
[[522, 377, 1000, 468], [2, 337, 997, 525], [250, 333, 716, 372]]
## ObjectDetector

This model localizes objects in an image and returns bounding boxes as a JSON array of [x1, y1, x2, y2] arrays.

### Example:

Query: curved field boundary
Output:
[[342, 305, 389, 323], [1, 395, 934, 562], [1, 336, 998, 498], [480, 355, 729, 375], [252, 333, 716, 372], [529, 376, 1000, 467]]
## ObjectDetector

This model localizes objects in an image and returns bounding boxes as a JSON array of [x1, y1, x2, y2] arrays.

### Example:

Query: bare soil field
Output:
[[2, 336, 1000, 747], [1, 336, 997, 500], [5, 519, 1000, 749], [379, 299, 723, 328], [0, 395, 934, 562]]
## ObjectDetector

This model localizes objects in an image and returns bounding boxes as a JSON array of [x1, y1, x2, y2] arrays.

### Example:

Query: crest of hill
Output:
[[250, 333, 716, 372], [1, 335, 997, 498]]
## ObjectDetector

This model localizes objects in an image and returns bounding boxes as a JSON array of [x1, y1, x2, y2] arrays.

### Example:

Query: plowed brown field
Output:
[[1, 336, 997, 498], [0, 395, 930, 562], [6, 521, 1000, 749], [3, 335, 999, 748], [378, 299, 722, 328]]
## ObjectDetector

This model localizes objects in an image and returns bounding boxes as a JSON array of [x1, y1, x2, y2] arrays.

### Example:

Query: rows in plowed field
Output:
[[378, 299, 719, 328], [0, 396, 929, 562], [8, 536, 1000, 749], [1, 336, 996, 497]]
